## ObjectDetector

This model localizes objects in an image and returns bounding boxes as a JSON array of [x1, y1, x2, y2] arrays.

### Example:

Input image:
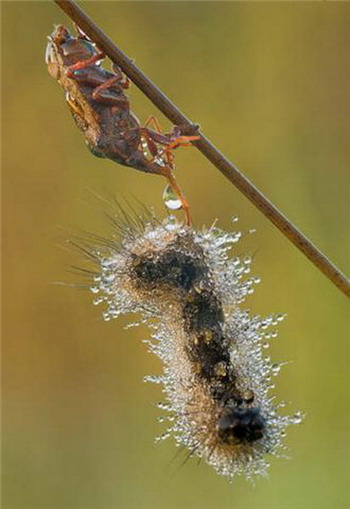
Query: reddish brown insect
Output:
[[45, 24, 199, 224]]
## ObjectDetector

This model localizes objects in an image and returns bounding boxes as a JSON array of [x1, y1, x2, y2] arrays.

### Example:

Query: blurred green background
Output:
[[2, 1, 350, 508]]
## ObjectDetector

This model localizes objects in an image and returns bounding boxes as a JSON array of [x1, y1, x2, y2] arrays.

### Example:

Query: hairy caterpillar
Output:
[[87, 214, 302, 481]]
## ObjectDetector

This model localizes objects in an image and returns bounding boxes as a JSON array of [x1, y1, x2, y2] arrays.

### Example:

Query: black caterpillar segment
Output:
[[131, 249, 205, 292]]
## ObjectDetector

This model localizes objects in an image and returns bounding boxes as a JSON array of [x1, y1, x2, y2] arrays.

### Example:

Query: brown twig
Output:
[[53, 0, 350, 298]]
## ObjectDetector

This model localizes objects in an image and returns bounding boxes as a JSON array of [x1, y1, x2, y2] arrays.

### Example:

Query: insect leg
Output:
[[160, 165, 191, 226], [91, 76, 129, 106], [111, 64, 130, 89], [66, 52, 105, 76]]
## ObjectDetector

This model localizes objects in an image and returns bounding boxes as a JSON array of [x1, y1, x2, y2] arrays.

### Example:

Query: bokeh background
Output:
[[2, 2, 350, 508]]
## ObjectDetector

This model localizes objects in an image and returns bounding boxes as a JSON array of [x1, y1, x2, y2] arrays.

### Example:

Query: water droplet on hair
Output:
[[163, 215, 179, 230], [163, 185, 182, 210], [155, 431, 171, 442], [272, 363, 281, 376], [291, 411, 304, 424], [102, 311, 111, 321]]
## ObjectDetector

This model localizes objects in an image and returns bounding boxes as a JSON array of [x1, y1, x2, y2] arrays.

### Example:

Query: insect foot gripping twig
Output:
[[53, 0, 350, 298], [46, 23, 198, 226]]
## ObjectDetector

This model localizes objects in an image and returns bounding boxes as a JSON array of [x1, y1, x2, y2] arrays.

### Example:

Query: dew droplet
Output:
[[291, 411, 304, 424], [102, 311, 111, 321], [243, 390, 255, 403], [155, 431, 171, 442], [163, 185, 182, 210], [272, 363, 281, 376], [163, 215, 179, 230]]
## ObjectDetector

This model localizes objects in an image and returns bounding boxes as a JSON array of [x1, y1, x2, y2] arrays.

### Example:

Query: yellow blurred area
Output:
[[2, 2, 350, 508]]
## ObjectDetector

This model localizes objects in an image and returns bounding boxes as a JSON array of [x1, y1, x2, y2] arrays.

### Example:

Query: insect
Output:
[[86, 213, 302, 481], [45, 24, 199, 225]]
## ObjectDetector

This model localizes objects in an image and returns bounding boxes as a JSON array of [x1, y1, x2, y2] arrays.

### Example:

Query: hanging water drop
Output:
[[163, 185, 182, 210]]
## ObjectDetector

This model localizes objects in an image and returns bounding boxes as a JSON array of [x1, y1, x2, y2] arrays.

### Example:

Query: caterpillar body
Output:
[[89, 215, 302, 480]]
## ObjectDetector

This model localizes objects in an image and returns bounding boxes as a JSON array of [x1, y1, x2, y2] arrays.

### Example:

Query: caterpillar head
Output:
[[217, 406, 266, 444]]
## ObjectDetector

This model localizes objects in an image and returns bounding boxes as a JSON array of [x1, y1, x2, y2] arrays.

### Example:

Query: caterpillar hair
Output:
[[86, 213, 302, 481]]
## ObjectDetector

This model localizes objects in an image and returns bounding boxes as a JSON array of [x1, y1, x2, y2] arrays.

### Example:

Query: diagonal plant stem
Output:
[[53, 0, 350, 298]]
